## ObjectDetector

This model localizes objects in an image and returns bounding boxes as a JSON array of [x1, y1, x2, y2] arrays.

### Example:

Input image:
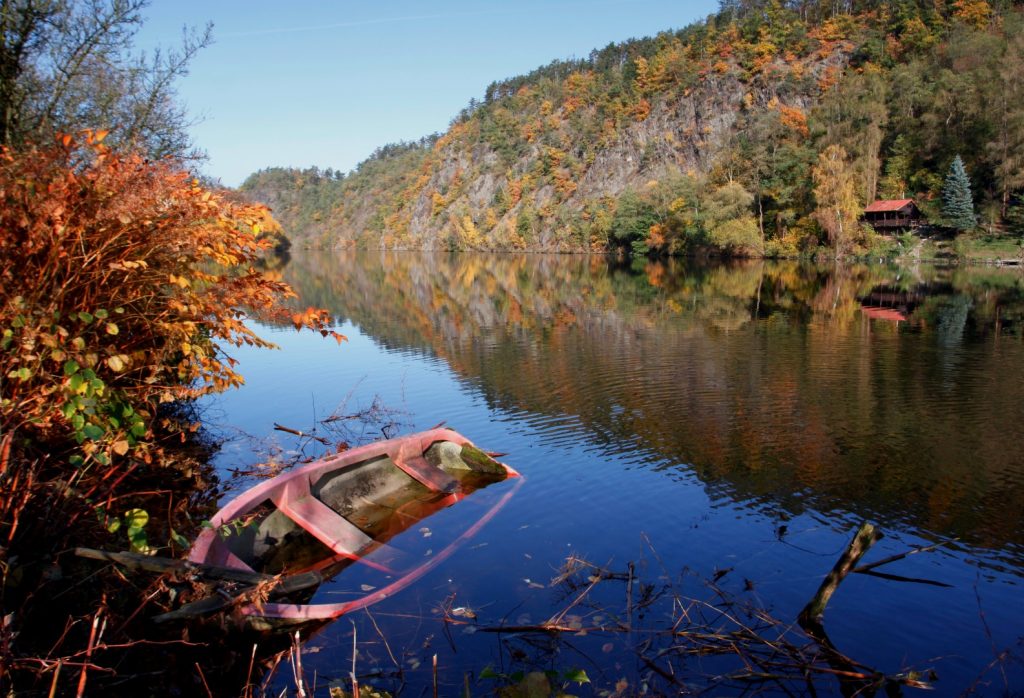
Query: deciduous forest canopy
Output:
[[242, 0, 1024, 256]]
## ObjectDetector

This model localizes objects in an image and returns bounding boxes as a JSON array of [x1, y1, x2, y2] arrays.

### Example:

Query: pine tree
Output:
[[942, 155, 976, 231]]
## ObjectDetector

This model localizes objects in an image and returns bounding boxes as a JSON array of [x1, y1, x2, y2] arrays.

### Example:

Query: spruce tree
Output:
[[942, 155, 976, 231]]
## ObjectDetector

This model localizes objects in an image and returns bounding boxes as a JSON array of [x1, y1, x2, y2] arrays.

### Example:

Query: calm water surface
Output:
[[208, 250, 1024, 695]]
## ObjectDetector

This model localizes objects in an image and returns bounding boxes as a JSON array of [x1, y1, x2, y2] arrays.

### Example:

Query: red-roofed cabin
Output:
[[863, 199, 922, 230]]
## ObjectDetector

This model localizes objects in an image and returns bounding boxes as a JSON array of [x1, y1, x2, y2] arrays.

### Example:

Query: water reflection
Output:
[[280, 250, 1024, 560]]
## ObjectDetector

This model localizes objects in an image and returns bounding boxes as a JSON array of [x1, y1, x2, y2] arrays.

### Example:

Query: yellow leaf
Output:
[[106, 355, 124, 371], [112, 440, 129, 456], [181, 342, 191, 355], [105, 322, 119, 335], [94, 129, 109, 143]]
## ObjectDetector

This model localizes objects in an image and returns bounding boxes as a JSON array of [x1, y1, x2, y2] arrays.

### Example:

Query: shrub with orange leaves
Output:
[[0, 133, 343, 577]]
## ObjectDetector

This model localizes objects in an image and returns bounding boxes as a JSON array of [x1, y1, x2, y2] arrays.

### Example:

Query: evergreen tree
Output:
[[942, 155, 977, 231]]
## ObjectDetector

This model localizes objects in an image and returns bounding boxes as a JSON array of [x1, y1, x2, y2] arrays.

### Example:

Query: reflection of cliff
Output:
[[283, 250, 1024, 553]]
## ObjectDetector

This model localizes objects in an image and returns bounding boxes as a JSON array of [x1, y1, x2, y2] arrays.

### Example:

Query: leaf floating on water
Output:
[[602, 642, 614, 653], [451, 606, 476, 619], [523, 578, 545, 589], [419, 527, 432, 538], [360, 584, 376, 592]]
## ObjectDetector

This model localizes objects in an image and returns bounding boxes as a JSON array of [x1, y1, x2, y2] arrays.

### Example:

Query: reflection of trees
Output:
[[282, 250, 1024, 554]]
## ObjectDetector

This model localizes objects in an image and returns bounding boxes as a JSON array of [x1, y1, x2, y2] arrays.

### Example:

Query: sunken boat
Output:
[[185, 428, 521, 629]]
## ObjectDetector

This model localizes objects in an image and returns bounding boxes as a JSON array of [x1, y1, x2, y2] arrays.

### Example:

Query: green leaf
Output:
[[95, 309, 109, 319], [128, 528, 149, 553], [68, 373, 85, 394], [563, 669, 590, 685], [479, 666, 501, 680], [1, 329, 12, 349], [11, 315, 24, 328], [124, 508, 148, 531], [107, 518, 122, 533], [170, 529, 190, 549], [8, 367, 31, 380], [105, 322, 119, 335], [63, 359, 80, 376], [77, 311, 94, 324], [82, 424, 104, 440]]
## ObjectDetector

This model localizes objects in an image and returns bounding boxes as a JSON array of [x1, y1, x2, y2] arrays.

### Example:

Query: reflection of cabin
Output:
[[859, 284, 931, 324], [863, 199, 923, 231]]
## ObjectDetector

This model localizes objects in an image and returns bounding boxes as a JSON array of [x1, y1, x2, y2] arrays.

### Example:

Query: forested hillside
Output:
[[242, 0, 1024, 256]]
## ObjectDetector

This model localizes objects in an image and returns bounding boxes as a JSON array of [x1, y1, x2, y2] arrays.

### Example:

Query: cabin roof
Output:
[[864, 198, 916, 213]]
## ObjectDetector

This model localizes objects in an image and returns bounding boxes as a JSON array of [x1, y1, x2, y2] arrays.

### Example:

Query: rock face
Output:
[[240, 23, 849, 252]]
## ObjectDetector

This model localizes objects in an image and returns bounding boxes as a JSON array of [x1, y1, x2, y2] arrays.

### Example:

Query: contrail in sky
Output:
[[220, 1, 671, 39]]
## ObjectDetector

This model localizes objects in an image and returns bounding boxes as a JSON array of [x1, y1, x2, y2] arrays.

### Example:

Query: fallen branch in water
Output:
[[273, 423, 330, 445], [798, 521, 882, 627]]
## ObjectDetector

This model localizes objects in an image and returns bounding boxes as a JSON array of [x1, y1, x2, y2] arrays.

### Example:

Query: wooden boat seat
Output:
[[393, 441, 459, 493], [275, 480, 406, 574]]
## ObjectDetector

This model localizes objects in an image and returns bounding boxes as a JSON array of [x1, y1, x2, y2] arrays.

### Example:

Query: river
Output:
[[206, 249, 1024, 695]]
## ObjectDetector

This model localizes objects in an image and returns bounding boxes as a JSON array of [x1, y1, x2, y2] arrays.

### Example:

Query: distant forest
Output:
[[242, 0, 1024, 257]]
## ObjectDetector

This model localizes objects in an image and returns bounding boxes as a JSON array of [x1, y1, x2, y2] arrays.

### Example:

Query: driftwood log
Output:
[[74, 548, 322, 623], [798, 522, 883, 627]]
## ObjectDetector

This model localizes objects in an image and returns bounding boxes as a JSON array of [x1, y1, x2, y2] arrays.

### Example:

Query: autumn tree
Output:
[[942, 155, 976, 231], [812, 144, 860, 252], [703, 181, 762, 255]]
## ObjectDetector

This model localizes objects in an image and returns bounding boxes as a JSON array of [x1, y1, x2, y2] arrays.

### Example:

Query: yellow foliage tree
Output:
[[812, 145, 861, 252], [953, 0, 992, 29]]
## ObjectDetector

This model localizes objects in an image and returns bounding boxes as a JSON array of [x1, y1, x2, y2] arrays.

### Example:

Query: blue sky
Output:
[[136, 1, 719, 186]]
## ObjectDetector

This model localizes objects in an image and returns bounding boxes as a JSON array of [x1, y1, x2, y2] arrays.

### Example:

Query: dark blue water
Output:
[[206, 251, 1024, 695]]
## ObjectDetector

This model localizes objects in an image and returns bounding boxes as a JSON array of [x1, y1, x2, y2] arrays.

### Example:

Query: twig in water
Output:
[[852, 538, 956, 575], [290, 631, 307, 698], [350, 620, 360, 698], [46, 660, 61, 698], [194, 662, 213, 698], [273, 422, 330, 446], [242, 643, 258, 698], [74, 606, 103, 698]]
